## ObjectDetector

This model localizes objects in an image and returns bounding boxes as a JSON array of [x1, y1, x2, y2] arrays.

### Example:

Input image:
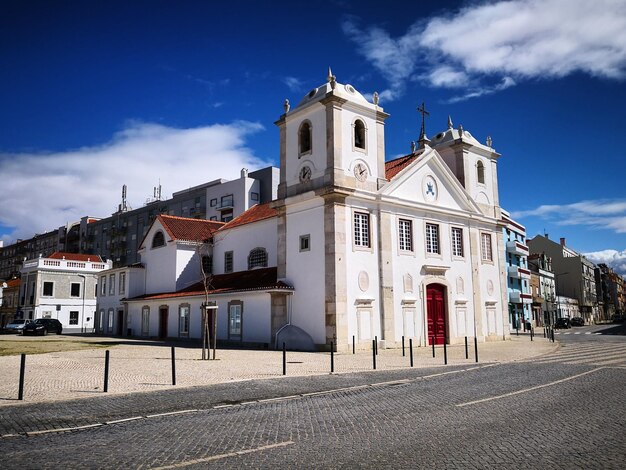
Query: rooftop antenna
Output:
[[153, 180, 162, 201]]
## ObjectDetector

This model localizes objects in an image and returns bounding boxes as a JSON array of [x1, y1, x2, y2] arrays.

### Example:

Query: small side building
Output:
[[19, 252, 111, 332]]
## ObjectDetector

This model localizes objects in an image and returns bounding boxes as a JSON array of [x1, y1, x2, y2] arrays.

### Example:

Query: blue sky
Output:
[[1, 0, 625, 273]]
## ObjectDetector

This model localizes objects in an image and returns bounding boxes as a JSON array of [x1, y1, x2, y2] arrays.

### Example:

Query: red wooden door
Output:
[[427, 284, 446, 345]]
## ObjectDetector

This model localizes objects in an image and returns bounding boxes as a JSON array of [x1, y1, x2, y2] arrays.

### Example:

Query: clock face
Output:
[[299, 165, 312, 183], [353, 163, 368, 182]]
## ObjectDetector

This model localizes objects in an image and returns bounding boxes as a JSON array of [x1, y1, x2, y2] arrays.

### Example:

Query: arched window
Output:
[[477, 161, 485, 184], [354, 119, 366, 150], [152, 231, 165, 248], [299, 121, 312, 155], [248, 247, 268, 270]]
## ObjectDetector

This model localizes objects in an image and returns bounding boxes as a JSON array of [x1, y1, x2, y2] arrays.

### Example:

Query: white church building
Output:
[[113, 71, 510, 351]]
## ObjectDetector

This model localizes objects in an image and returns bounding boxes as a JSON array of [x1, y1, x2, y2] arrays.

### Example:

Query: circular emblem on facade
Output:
[[299, 165, 312, 183], [423, 175, 438, 202], [353, 163, 368, 182], [487, 280, 494, 296], [358, 271, 369, 292]]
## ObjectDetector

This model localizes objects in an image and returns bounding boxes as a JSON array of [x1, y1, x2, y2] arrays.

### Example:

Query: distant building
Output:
[[19, 252, 111, 332], [95, 264, 145, 336], [528, 252, 556, 326], [501, 210, 532, 330], [0, 278, 20, 327], [528, 235, 599, 323], [556, 295, 580, 319]]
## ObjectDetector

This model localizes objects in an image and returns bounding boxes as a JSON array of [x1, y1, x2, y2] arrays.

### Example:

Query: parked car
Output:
[[554, 318, 571, 329], [611, 313, 624, 323], [22, 318, 63, 336], [3, 319, 32, 334], [571, 317, 585, 327]]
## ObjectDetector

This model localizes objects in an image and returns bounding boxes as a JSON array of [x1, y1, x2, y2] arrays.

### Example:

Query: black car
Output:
[[612, 313, 624, 323], [22, 318, 63, 336], [554, 318, 571, 329], [571, 317, 584, 327]]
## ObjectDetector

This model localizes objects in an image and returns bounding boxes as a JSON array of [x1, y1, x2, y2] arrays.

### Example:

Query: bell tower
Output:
[[275, 68, 389, 200]]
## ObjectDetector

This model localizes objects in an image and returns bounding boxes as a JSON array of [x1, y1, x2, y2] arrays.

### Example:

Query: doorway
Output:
[[427, 284, 447, 345], [159, 307, 168, 339], [116, 310, 124, 336]]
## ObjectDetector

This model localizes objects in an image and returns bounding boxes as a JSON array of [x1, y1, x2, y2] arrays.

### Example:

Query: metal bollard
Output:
[[530, 328, 533, 342], [516, 326, 519, 336], [402, 335, 405, 357], [372, 340, 376, 370], [474, 336, 479, 363], [409, 338, 414, 367], [104, 350, 110, 393], [543, 327, 546, 339], [465, 336, 469, 360], [171, 346, 176, 386], [374, 336, 378, 356], [18, 353, 26, 401], [432, 336, 435, 358], [352, 335, 355, 355], [283, 342, 286, 376], [443, 341, 448, 365], [330, 341, 334, 373]]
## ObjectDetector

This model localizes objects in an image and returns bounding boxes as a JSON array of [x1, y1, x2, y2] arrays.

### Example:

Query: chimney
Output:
[[560, 237, 566, 246]]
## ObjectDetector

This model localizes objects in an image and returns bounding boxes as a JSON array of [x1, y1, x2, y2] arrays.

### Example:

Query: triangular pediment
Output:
[[380, 148, 482, 214]]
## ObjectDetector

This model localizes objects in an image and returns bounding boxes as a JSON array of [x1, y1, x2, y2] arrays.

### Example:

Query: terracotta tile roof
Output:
[[158, 215, 225, 242], [126, 267, 293, 301], [220, 203, 277, 231], [385, 154, 417, 180], [4, 278, 20, 288], [48, 252, 104, 263]]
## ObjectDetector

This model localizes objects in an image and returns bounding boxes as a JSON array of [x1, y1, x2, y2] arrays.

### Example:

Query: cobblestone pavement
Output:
[[1, 331, 624, 468], [0, 355, 624, 468]]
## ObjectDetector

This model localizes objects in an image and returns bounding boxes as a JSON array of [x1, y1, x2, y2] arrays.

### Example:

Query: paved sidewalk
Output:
[[0, 334, 557, 406]]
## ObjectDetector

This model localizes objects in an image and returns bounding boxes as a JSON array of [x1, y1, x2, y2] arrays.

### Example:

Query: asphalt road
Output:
[[1, 326, 624, 469]]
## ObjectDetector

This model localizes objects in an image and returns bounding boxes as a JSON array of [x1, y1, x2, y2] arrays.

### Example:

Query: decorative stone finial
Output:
[[373, 91, 379, 106], [283, 99, 290, 113], [458, 124, 464, 136], [486, 135, 493, 147], [448, 115, 453, 129], [411, 141, 416, 152], [327, 66, 336, 89]]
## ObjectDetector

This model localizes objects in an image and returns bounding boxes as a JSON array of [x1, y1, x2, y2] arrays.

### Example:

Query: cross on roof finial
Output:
[[417, 102, 429, 139]]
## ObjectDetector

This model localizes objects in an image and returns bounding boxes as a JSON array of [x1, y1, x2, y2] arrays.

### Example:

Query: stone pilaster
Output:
[[468, 227, 484, 340], [377, 209, 395, 344]]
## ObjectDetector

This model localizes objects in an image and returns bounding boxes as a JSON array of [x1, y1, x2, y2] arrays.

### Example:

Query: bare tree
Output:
[[198, 239, 216, 360]]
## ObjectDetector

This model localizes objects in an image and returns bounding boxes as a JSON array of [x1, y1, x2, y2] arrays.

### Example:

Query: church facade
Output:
[[274, 71, 508, 351], [113, 71, 509, 351]]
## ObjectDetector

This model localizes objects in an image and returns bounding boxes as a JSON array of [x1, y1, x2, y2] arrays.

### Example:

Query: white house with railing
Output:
[[19, 252, 112, 333]]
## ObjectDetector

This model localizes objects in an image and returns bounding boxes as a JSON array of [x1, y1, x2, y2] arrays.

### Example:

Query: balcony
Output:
[[506, 240, 529, 256], [509, 291, 532, 304], [217, 196, 234, 211], [509, 265, 531, 279]]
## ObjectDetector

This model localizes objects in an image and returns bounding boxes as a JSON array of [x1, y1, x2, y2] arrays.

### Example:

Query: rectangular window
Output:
[[209, 216, 217, 221], [109, 274, 116, 295], [210, 198, 217, 207], [220, 194, 234, 208], [119, 272, 126, 295], [100, 276, 107, 296], [451, 227, 464, 257], [99, 309, 104, 330], [108, 309, 114, 333], [425, 223, 440, 254], [221, 210, 233, 223], [224, 251, 234, 273], [141, 307, 150, 336], [69, 311, 79, 325], [70, 282, 81, 297], [251, 192, 259, 201], [179, 305, 190, 337], [354, 212, 370, 248], [481, 233, 493, 261], [398, 219, 413, 252], [300, 234, 310, 252], [43, 282, 54, 297], [228, 304, 242, 339]]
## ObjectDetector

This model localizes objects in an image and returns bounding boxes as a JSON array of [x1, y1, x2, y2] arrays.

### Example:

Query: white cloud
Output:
[[343, 0, 626, 101], [0, 121, 270, 243], [283, 76, 304, 92], [585, 249, 626, 276]]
